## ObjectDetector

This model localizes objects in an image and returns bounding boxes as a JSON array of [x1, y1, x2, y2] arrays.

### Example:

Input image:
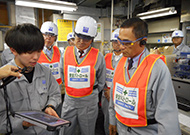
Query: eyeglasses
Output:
[[75, 34, 92, 42], [111, 40, 120, 44], [117, 36, 147, 46], [43, 33, 56, 38]]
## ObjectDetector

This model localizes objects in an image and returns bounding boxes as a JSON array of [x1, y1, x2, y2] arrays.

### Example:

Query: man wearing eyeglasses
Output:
[[59, 16, 106, 135], [38, 21, 62, 85], [109, 18, 181, 135]]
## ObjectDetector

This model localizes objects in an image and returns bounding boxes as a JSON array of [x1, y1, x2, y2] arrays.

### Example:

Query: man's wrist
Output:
[[42, 105, 56, 112]]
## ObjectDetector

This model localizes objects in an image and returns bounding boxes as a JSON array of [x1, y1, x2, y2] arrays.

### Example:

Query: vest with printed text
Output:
[[105, 53, 114, 89], [64, 46, 99, 98], [113, 54, 166, 127], [38, 46, 62, 85]]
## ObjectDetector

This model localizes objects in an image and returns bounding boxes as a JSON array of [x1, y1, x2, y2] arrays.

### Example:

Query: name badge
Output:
[[68, 65, 90, 88], [114, 82, 139, 119]]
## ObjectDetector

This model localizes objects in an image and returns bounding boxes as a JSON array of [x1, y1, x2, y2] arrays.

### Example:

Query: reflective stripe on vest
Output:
[[38, 46, 62, 84], [105, 53, 114, 89], [113, 54, 165, 127], [64, 46, 99, 98]]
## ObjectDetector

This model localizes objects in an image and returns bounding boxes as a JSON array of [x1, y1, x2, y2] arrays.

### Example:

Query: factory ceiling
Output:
[[61, 0, 181, 17], [0, 0, 182, 19]]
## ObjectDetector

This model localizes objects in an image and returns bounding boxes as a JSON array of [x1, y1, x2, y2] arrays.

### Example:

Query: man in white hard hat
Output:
[[67, 32, 75, 46], [172, 30, 190, 56], [59, 16, 106, 135], [38, 21, 62, 85], [101, 28, 122, 135]]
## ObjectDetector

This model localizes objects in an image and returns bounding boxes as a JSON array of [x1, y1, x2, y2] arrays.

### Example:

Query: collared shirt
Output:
[[43, 46, 53, 59], [60, 45, 106, 107], [76, 47, 89, 58], [128, 49, 145, 67], [175, 43, 183, 50], [172, 43, 190, 57], [113, 52, 123, 62], [0, 59, 61, 134], [42, 46, 62, 63], [109, 48, 181, 135]]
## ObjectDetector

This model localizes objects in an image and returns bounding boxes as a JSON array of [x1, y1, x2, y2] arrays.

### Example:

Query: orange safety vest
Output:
[[113, 54, 166, 127], [64, 46, 99, 98], [38, 46, 62, 85], [105, 53, 114, 89]]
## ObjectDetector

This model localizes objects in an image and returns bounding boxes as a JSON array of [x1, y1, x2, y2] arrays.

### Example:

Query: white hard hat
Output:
[[75, 16, 97, 38], [67, 32, 74, 41], [172, 30, 184, 38], [111, 28, 120, 41], [40, 21, 58, 36]]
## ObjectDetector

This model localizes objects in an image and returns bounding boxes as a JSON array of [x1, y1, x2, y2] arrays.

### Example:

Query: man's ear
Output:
[[10, 48, 18, 56], [55, 36, 57, 41]]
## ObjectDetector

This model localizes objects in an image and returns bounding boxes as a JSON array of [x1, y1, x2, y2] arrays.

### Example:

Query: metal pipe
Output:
[[110, 0, 114, 37], [77, 0, 87, 6], [128, 0, 129, 19], [110, 0, 114, 49], [130, 0, 132, 18], [42, 9, 44, 23]]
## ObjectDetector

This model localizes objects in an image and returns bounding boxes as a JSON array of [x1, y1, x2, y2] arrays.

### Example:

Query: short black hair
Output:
[[5, 23, 44, 54], [120, 17, 148, 39]]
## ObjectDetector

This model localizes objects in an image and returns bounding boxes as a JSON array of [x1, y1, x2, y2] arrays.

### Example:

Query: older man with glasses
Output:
[[109, 18, 181, 135], [59, 16, 106, 135], [38, 21, 62, 85]]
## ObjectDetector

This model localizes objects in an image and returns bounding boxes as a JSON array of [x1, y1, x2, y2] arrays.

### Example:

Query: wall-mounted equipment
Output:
[[15, 0, 78, 12], [137, 7, 177, 20]]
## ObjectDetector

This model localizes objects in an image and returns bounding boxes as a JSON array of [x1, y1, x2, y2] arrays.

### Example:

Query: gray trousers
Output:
[[101, 96, 109, 135], [59, 103, 98, 135]]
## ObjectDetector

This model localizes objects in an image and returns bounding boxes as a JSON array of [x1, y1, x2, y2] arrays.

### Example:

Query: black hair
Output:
[[74, 32, 94, 40], [120, 17, 148, 39], [5, 23, 44, 54]]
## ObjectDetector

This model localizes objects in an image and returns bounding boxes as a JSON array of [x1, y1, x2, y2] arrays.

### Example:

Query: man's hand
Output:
[[104, 88, 110, 101], [0, 65, 22, 80], [109, 124, 117, 135], [44, 106, 59, 118]]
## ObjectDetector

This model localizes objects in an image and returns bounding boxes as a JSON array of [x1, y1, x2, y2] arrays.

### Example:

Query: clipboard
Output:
[[15, 111, 71, 131]]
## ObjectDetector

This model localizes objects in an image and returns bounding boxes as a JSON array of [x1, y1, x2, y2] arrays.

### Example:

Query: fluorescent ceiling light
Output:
[[137, 7, 177, 20], [15, 0, 78, 12]]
